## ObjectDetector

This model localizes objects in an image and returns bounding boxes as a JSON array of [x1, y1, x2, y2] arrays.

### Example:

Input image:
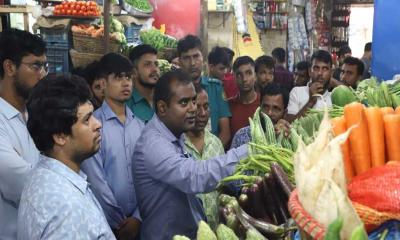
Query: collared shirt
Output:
[[201, 76, 231, 135], [0, 97, 39, 240], [287, 85, 332, 115], [133, 116, 248, 240], [230, 126, 252, 149], [17, 155, 115, 240], [126, 88, 154, 123], [81, 101, 144, 229], [274, 65, 294, 93], [184, 130, 225, 230]]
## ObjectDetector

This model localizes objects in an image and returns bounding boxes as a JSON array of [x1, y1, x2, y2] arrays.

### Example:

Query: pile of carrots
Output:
[[331, 102, 400, 182]]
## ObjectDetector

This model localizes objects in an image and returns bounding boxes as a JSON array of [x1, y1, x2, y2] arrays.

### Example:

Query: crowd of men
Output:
[[0, 28, 372, 240]]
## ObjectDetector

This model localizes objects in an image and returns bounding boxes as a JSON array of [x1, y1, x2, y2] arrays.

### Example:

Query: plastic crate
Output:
[[40, 27, 71, 45], [46, 43, 71, 74], [124, 23, 142, 44]]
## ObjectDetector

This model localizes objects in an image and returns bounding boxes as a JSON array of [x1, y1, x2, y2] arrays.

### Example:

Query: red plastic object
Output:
[[148, 0, 200, 39]]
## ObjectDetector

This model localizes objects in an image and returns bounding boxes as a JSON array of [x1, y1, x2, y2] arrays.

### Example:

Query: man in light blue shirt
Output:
[[0, 29, 47, 239], [82, 53, 143, 239], [133, 69, 248, 240], [18, 75, 115, 239]]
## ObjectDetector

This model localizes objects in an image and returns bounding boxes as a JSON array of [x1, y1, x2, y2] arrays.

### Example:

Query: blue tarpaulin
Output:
[[372, 0, 400, 80]]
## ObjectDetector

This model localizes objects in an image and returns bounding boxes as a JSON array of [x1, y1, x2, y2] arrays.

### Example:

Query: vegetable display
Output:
[[157, 59, 172, 76], [53, 1, 100, 17], [294, 108, 367, 239], [71, 17, 126, 44], [125, 0, 153, 12], [140, 28, 178, 51]]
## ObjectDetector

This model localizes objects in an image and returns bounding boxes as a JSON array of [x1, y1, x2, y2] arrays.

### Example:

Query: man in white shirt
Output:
[[0, 28, 47, 239], [286, 50, 333, 122]]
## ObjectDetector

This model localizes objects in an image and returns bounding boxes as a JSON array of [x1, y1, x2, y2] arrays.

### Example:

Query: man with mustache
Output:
[[132, 69, 248, 240], [18, 75, 114, 239], [0, 28, 47, 239], [286, 50, 333, 122], [177, 35, 232, 148], [81, 53, 143, 240], [183, 85, 224, 230], [127, 44, 160, 123]]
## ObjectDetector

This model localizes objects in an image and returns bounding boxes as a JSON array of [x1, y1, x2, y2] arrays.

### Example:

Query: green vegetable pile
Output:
[[222, 108, 296, 185], [157, 59, 172, 76], [140, 28, 178, 51], [125, 0, 153, 12]]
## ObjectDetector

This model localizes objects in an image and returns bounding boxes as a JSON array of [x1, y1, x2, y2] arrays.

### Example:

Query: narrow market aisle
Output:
[[233, 11, 264, 60]]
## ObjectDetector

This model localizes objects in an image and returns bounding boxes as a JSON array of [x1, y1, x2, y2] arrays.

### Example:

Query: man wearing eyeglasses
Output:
[[0, 28, 47, 239], [81, 53, 143, 240]]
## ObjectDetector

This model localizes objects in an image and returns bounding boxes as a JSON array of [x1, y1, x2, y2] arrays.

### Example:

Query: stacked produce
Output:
[[71, 17, 126, 44], [331, 102, 400, 182], [125, 0, 153, 12], [140, 28, 178, 51], [292, 108, 368, 239], [53, 1, 101, 17], [157, 59, 172, 76]]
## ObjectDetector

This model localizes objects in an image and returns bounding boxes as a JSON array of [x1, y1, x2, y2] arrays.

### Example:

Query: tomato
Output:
[[90, 1, 96, 6], [81, 6, 86, 11], [78, 10, 84, 16], [60, 9, 66, 15], [72, 9, 77, 15], [66, 9, 72, 15], [75, 5, 81, 10]]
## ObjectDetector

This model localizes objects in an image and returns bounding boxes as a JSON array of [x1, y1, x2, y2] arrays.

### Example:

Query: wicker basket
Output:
[[70, 49, 103, 68], [157, 47, 177, 61], [288, 189, 400, 238], [72, 32, 120, 54]]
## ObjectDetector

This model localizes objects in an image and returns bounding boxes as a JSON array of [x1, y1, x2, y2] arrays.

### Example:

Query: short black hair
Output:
[[364, 42, 372, 52], [221, 47, 235, 62], [255, 55, 274, 73], [207, 46, 230, 67], [295, 61, 311, 72], [0, 28, 46, 78], [311, 50, 332, 66], [343, 56, 364, 76], [338, 46, 352, 57], [74, 61, 104, 87], [271, 47, 286, 63], [99, 53, 133, 77], [129, 44, 157, 65], [232, 56, 255, 73], [260, 82, 289, 109], [154, 68, 193, 113], [177, 35, 202, 57], [27, 75, 92, 153]]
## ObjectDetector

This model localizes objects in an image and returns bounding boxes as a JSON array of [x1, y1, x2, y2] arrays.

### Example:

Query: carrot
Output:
[[383, 114, 400, 162], [344, 102, 371, 175], [364, 107, 386, 167], [380, 107, 394, 115], [331, 116, 355, 182], [395, 106, 400, 115]]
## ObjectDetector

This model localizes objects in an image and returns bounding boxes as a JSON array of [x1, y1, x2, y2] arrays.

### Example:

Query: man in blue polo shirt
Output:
[[126, 44, 160, 123], [177, 35, 231, 148]]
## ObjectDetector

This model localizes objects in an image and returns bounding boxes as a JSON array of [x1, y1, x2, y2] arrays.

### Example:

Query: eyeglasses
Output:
[[20, 61, 49, 75]]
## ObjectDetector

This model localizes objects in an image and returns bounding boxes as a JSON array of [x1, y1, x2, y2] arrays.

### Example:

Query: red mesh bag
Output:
[[348, 164, 400, 214]]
